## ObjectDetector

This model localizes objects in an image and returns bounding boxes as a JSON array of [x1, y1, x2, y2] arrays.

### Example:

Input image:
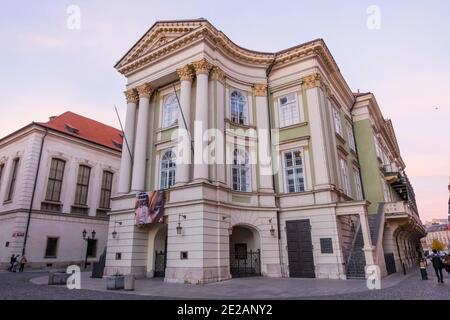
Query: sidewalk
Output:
[[30, 270, 416, 299]]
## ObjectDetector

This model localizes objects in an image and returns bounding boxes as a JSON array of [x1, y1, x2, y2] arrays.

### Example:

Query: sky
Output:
[[0, 0, 449, 222]]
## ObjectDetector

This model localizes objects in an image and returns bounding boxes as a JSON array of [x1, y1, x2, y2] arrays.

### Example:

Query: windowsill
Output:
[[225, 118, 255, 129], [97, 207, 110, 212], [44, 256, 57, 259], [280, 190, 308, 196], [157, 124, 179, 133], [337, 144, 349, 156], [350, 148, 357, 157], [279, 121, 308, 130], [335, 132, 346, 144], [3, 200, 12, 205], [72, 204, 89, 208], [42, 200, 62, 205]]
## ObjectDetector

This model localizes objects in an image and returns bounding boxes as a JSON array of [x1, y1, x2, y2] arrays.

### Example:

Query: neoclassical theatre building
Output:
[[105, 19, 424, 283]]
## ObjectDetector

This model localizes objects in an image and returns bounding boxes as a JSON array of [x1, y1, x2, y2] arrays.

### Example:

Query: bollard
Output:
[[124, 274, 135, 291]]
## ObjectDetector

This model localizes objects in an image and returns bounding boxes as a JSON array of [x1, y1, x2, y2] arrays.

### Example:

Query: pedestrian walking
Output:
[[431, 249, 444, 283], [19, 255, 27, 272], [443, 252, 450, 279], [8, 254, 15, 272], [419, 258, 428, 280]]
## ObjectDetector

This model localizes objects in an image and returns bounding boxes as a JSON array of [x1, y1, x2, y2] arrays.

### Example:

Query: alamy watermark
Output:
[[66, 265, 81, 289], [366, 5, 381, 30], [66, 5, 81, 30], [366, 265, 381, 290]]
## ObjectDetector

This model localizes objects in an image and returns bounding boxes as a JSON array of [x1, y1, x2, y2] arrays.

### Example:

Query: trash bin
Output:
[[124, 274, 135, 291]]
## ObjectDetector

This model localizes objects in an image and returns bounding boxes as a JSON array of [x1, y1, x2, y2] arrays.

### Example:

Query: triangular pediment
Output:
[[115, 19, 207, 69]]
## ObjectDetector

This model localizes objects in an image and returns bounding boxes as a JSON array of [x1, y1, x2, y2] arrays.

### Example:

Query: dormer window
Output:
[[64, 123, 79, 134]]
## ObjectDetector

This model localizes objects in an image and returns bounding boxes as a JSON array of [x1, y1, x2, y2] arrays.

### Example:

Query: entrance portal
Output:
[[153, 225, 167, 278], [229, 225, 261, 277]]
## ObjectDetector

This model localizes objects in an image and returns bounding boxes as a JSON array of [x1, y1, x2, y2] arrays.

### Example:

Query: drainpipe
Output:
[[22, 127, 48, 255], [265, 55, 285, 275]]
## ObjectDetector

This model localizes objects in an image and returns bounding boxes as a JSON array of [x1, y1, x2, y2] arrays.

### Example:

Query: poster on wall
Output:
[[135, 190, 165, 225]]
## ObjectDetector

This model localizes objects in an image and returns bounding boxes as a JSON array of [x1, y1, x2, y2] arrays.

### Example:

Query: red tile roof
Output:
[[36, 111, 123, 151]]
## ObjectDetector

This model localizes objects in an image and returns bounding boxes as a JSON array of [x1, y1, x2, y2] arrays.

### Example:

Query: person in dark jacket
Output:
[[8, 254, 15, 272], [431, 249, 444, 283]]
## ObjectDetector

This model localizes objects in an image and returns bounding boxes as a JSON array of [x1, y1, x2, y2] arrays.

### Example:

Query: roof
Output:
[[426, 224, 450, 233], [36, 111, 123, 151], [353, 92, 371, 98]]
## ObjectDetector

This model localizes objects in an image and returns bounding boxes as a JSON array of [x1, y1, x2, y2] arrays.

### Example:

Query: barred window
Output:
[[232, 149, 250, 192], [162, 93, 179, 128], [5, 158, 20, 202], [284, 150, 305, 193], [160, 151, 176, 189], [99, 171, 113, 209], [230, 90, 248, 125], [278, 93, 299, 127], [74, 165, 91, 205], [45, 158, 65, 202]]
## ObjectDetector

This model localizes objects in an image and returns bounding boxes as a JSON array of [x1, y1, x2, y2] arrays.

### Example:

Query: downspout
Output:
[[265, 55, 285, 275], [22, 127, 48, 255]]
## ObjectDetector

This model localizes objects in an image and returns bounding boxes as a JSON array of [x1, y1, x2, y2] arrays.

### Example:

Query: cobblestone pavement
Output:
[[1, 267, 450, 300]]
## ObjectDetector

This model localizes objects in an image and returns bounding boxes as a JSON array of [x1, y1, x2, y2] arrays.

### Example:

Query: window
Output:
[[162, 93, 179, 128], [45, 158, 65, 202], [230, 90, 248, 125], [353, 168, 363, 200], [333, 107, 343, 136], [347, 123, 356, 151], [382, 177, 391, 202], [374, 136, 382, 159], [44, 237, 58, 258], [99, 171, 113, 209], [160, 151, 176, 189], [74, 165, 91, 205], [232, 149, 250, 192], [278, 93, 299, 127], [284, 150, 305, 193], [340, 158, 351, 196], [5, 158, 19, 202], [0, 163, 4, 189]]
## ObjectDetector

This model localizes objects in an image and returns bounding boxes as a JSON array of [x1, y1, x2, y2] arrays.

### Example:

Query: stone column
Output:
[[131, 83, 153, 191], [302, 73, 332, 189], [117, 89, 138, 194], [175, 65, 194, 185], [211, 66, 226, 186], [192, 59, 212, 182], [359, 211, 375, 266], [254, 84, 274, 193]]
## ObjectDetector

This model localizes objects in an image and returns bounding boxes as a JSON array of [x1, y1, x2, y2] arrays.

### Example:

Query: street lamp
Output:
[[81, 229, 96, 269], [269, 219, 276, 237], [176, 214, 186, 235], [112, 221, 122, 239]]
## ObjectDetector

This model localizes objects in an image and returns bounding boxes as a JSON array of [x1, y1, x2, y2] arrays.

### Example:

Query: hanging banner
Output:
[[135, 190, 165, 225]]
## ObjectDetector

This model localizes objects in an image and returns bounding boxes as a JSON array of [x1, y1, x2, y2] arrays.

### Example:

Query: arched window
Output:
[[160, 150, 176, 189], [232, 148, 250, 192], [162, 93, 179, 128], [230, 90, 248, 125]]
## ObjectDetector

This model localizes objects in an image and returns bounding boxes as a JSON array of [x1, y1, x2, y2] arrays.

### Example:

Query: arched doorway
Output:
[[146, 223, 167, 278], [229, 225, 261, 278]]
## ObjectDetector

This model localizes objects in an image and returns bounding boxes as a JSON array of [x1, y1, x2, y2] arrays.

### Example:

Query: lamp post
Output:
[[176, 214, 186, 235], [112, 221, 122, 239], [82, 229, 96, 269]]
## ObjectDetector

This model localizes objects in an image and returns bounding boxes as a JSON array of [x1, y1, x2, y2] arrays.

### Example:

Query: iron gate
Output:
[[230, 249, 261, 277], [384, 253, 397, 275], [154, 250, 166, 277]]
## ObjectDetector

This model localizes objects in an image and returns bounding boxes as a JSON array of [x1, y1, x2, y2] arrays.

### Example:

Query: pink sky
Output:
[[0, 1, 448, 223]]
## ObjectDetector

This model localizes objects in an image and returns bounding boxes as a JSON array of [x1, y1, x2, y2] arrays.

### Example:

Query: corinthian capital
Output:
[[192, 58, 213, 75], [210, 66, 226, 83], [253, 84, 267, 97], [136, 83, 154, 98], [176, 65, 194, 81], [124, 88, 139, 103], [302, 73, 323, 90]]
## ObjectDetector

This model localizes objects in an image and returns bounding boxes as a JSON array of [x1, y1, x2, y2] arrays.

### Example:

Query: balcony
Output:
[[383, 201, 425, 235], [382, 163, 400, 183]]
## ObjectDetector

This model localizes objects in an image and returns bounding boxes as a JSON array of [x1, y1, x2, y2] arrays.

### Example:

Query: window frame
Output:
[[99, 171, 113, 209], [160, 150, 176, 190], [353, 167, 363, 200], [5, 158, 20, 202], [339, 157, 351, 196], [74, 164, 91, 206], [283, 149, 306, 193], [161, 93, 179, 128], [230, 90, 248, 125], [347, 123, 356, 151], [0, 163, 4, 190], [44, 237, 59, 259], [278, 92, 300, 128], [45, 158, 66, 202], [333, 107, 343, 136], [231, 148, 251, 192]]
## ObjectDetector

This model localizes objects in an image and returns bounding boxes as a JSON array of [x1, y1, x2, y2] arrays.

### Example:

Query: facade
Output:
[[104, 19, 423, 284], [0, 112, 121, 269], [352, 93, 426, 276], [421, 224, 450, 253]]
